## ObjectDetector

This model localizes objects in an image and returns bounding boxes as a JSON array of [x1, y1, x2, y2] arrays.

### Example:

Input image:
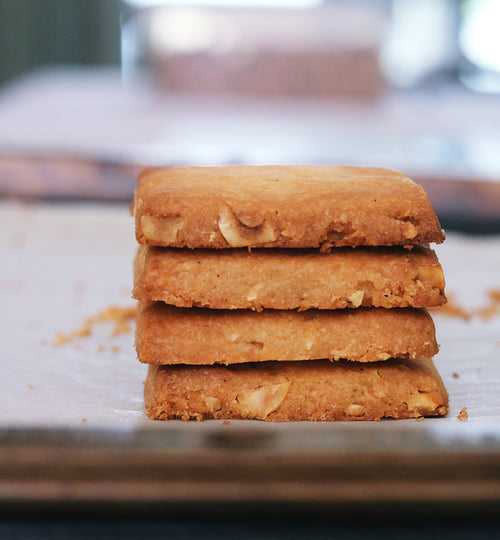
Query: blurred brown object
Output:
[[153, 48, 384, 100], [1, 153, 500, 234], [138, 6, 386, 100], [418, 175, 500, 232], [2, 424, 500, 512], [0, 153, 138, 202]]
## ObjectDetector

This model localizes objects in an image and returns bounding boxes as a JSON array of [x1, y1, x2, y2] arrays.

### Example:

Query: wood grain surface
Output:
[[1, 426, 500, 505]]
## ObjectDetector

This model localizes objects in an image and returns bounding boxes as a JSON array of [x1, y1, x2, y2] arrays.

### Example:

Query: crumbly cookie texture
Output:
[[134, 166, 444, 249], [144, 358, 448, 421], [136, 303, 437, 365], [133, 245, 445, 310]]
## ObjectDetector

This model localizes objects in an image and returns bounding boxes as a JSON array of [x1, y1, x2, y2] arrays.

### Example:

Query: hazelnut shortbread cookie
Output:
[[144, 358, 448, 421], [136, 303, 438, 365], [134, 245, 445, 310], [134, 166, 444, 250]]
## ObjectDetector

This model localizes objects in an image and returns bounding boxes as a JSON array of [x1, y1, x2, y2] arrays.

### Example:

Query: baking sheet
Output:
[[2, 201, 500, 436]]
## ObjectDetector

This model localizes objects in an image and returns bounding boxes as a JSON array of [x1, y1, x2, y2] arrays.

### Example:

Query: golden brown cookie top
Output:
[[134, 165, 444, 249]]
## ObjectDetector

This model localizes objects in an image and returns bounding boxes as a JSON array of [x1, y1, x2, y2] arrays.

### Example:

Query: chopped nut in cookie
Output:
[[204, 396, 222, 413], [218, 206, 277, 247], [345, 404, 365, 417], [348, 290, 364, 308], [141, 215, 184, 243], [236, 382, 290, 419]]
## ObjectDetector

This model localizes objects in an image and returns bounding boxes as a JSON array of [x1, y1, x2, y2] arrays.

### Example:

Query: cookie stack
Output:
[[133, 166, 448, 421]]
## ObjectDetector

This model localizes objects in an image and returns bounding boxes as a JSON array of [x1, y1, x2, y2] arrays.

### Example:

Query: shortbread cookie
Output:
[[144, 358, 448, 421], [134, 166, 444, 249], [136, 303, 437, 365], [133, 246, 445, 310]]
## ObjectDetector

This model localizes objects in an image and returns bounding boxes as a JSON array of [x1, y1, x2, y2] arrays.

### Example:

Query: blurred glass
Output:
[[459, 0, 500, 92], [381, 0, 500, 93], [121, 0, 388, 100], [381, 0, 460, 88]]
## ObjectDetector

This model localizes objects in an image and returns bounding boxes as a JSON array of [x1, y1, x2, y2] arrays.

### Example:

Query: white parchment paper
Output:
[[2, 202, 499, 436]]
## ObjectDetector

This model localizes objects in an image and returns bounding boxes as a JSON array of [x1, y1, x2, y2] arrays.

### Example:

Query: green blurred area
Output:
[[0, 0, 121, 85]]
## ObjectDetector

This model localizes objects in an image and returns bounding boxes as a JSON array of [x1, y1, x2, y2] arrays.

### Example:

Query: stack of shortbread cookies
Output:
[[133, 166, 449, 421]]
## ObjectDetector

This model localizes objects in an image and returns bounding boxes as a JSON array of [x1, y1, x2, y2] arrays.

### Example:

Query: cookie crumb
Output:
[[457, 407, 469, 422], [415, 416, 424, 422], [476, 289, 500, 320], [27, 384, 34, 390], [431, 293, 471, 320], [432, 289, 500, 321], [53, 324, 91, 346], [81, 418, 88, 424], [53, 305, 136, 346], [97, 345, 106, 352], [476, 304, 498, 320], [452, 372, 459, 379], [111, 346, 121, 353], [489, 289, 500, 302], [96, 305, 136, 336]]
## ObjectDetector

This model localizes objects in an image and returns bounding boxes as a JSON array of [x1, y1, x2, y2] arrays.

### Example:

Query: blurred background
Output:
[[1, 0, 500, 231]]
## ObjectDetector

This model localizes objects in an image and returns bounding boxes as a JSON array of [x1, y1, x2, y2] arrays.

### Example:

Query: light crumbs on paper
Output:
[[53, 305, 137, 346], [431, 293, 471, 320], [457, 407, 469, 422], [475, 289, 500, 320], [432, 289, 500, 321]]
